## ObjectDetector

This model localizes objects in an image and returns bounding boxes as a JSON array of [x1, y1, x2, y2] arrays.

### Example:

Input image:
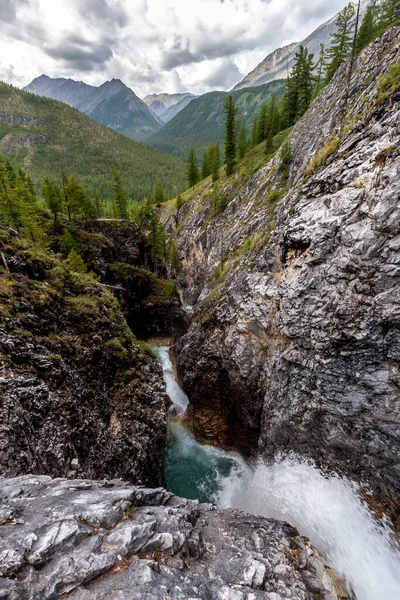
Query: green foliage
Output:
[[237, 118, 248, 159], [60, 229, 78, 259], [326, 4, 356, 83], [0, 81, 186, 202], [356, 5, 377, 53], [377, 63, 400, 103], [64, 249, 88, 273], [284, 45, 316, 125], [305, 136, 340, 176], [0, 156, 43, 241], [176, 194, 183, 210], [224, 95, 237, 176], [278, 139, 293, 180], [154, 184, 165, 205], [268, 189, 285, 203], [149, 80, 286, 160], [112, 169, 129, 219], [187, 149, 200, 189], [313, 44, 327, 97]]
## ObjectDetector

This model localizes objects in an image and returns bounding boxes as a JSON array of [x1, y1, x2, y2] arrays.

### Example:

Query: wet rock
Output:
[[0, 475, 335, 600], [171, 28, 400, 500]]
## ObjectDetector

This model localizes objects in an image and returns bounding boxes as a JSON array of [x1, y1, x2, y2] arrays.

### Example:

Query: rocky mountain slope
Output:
[[233, 0, 369, 90], [24, 75, 162, 141], [149, 80, 285, 160], [0, 81, 186, 200], [0, 219, 186, 486], [165, 28, 400, 501], [144, 92, 197, 123], [0, 475, 339, 600]]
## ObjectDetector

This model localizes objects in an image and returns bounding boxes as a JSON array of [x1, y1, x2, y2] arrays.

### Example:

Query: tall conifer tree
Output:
[[224, 95, 237, 176]]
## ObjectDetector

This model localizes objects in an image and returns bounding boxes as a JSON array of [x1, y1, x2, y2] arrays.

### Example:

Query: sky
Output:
[[0, 0, 351, 98]]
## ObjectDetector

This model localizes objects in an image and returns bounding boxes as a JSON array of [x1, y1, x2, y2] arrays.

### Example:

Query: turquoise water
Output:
[[154, 346, 244, 504], [154, 345, 400, 599]]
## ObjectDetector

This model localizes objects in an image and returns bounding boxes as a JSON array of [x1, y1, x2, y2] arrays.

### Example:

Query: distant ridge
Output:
[[24, 75, 162, 141], [233, 0, 370, 90], [144, 93, 197, 123]]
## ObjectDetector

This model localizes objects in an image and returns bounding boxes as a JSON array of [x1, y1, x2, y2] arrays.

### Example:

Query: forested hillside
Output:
[[0, 82, 186, 201], [148, 80, 285, 160]]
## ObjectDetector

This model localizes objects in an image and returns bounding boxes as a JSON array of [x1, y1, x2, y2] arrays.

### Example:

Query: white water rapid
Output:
[[155, 346, 400, 600]]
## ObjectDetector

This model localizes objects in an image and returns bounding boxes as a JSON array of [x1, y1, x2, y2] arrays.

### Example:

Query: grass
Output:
[[305, 136, 340, 177], [377, 64, 400, 104]]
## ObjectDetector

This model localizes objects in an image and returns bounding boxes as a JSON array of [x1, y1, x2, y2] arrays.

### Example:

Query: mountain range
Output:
[[144, 93, 197, 123], [24, 75, 163, 142], [233, 0, 370, 89], [0, 80, 186, 199], [148, 80, 285, 160]]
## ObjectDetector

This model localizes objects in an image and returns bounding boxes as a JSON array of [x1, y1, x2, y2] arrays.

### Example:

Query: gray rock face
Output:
[[0, 475, 338, 599], [169, 29, 400, 500]]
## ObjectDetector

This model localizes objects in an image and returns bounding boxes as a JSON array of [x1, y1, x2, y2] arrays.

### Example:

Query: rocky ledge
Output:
[[0, 475, 339, 600]]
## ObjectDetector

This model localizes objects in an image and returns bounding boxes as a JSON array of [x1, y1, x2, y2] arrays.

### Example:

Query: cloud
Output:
[[44, 42, 113, 72], [0, 0, 352, 97], [0, 0, 28, 24]]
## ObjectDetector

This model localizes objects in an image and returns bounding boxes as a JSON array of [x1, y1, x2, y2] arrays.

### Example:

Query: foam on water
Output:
[[155, 345, 400, 600], [217, 456, 400, 600], [155, 346, 188, 413]]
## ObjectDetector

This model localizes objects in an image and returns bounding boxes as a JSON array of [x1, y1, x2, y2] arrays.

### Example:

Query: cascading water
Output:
[[155, 346, 244, 503], [155, 345, 400, 600]]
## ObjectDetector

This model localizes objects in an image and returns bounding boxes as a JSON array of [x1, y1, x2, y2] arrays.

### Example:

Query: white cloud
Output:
[[0, 0, 351, 97]]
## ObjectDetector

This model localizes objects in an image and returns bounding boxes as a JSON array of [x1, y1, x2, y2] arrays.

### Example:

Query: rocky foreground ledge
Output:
[[0, 475, 339, 600]]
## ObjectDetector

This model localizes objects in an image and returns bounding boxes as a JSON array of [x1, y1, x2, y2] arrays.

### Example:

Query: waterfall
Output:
[[217, 457, 400, 600], [155, 345, 400, 600]]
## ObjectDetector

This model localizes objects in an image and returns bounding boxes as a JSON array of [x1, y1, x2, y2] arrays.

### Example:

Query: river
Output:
[[155, 345, 400, 600]]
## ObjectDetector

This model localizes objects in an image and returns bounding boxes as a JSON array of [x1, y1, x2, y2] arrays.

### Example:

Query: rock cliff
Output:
[[0, 475, 339, 600], [0, 226, 169, 486], [167, 28, 400, 501]]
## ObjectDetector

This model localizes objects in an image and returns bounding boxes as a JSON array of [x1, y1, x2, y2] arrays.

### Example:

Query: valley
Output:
[[0, 2, 400, 599]]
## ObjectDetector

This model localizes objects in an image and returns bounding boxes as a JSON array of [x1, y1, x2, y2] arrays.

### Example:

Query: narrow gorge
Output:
[[0, 21, 400, 600]]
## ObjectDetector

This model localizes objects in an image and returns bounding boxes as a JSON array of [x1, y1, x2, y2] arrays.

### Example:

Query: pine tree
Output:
[[187, 149, 200, 189], [376, 0, 400, 34], [64, 250, 87, 273], [224, 95, 237, 176], [237, 118, 248, 159], [0, 158, 41, 240], [251, 114, 258, 147], [213, 142, 220, 182], [62, 174, 88, 220], [42, 177, 63, 233], [154, 183, 165, 205], [356, 5, 376, 53], [279, 139, 293, 181], [326, 4, 356, 83], [264, 128, 274, 155], [93, 190, 102, 218], [112, 169, 129, 219], [169, 241, 182, 275], [283, 45, 315, 124], [257, 104, 268, 144], [201, 151, 209, 179], [313, 44, 327, 96]]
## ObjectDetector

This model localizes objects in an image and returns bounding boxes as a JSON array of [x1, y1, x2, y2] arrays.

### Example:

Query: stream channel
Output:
[[154, 345, 400, 600]]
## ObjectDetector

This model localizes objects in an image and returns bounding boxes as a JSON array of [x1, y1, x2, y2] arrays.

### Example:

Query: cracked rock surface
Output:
[[0, 475, 338, 600], [167, 28, 400, 500]]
